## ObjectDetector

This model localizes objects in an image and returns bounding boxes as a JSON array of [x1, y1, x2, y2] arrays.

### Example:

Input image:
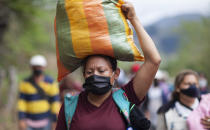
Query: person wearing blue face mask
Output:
[[157, 70, 210, 130]]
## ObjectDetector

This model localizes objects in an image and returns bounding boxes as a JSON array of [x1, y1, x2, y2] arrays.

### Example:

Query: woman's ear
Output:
[[114, 68, 120, 80]]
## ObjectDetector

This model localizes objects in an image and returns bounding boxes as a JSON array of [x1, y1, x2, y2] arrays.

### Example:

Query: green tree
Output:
[[0, 0, 56, 68], [165, 17, 210, 81]]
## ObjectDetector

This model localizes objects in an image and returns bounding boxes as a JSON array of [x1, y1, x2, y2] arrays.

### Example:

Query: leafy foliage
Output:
[[0, 0, 56, 69], [165, 17, 210, 81]]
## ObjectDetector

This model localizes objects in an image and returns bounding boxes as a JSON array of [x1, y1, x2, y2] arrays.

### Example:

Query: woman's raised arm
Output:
[[122, 2, 161, 101]]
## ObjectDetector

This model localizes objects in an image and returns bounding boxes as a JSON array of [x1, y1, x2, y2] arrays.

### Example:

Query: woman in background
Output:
[[157, 70, 210, 130]]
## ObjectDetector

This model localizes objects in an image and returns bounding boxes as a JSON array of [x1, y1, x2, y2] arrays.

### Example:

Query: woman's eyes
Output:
[[85, 69, 106, 75], [183, 82, 198, 86], [86, 71, 92, 75], [99, 70, 105, 73]]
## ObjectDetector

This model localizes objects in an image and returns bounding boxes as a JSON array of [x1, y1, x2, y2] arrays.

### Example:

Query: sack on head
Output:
[[55, 0, 144, 81]]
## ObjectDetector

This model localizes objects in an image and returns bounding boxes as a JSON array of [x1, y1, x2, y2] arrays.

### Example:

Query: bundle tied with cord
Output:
[[55, 0, 144, 81]]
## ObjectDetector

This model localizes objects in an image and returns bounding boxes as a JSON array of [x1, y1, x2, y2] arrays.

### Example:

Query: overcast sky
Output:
[[130, 0, 210, 26]]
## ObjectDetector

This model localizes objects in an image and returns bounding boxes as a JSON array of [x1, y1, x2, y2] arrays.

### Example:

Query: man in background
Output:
[[17, 55, 60, 130]]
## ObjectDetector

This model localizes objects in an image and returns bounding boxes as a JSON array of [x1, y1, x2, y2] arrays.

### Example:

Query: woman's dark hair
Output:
[[158, 69, 199, 114], [82, 55, 117, 74], [172, 69, 199, 101]]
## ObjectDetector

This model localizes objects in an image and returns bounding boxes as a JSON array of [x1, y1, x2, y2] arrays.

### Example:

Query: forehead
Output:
[[183, 74, 198, 83], [85, 56, 112, 69], [32, 66, 44, 69]]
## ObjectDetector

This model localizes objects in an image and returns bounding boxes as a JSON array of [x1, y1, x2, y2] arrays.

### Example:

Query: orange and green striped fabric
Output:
[[55, 0, 144, 81]]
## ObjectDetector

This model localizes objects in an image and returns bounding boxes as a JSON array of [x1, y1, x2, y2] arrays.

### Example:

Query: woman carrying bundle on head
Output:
[[55, 0, 161, 129]]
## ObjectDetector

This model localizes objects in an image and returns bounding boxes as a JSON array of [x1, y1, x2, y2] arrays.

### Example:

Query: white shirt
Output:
[[175, 98, 199, 118]]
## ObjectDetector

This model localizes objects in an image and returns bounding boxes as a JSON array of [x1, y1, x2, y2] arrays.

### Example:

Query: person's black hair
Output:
[[82, 55, 117, 74], [157, 91, 180, 114], [154, 79, 159, 87]]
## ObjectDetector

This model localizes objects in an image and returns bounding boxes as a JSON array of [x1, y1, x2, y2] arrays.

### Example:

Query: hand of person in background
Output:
[[201, 116, 210, 129], [52, 122, 57, 130], [18, 120, 27, 130]]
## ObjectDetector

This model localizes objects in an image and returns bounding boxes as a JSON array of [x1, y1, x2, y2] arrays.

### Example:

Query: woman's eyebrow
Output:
[[86, 68, 93, 71]]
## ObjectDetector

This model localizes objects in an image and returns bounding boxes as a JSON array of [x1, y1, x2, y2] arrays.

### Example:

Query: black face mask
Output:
[[83, 75, 113, 95], [180, 84, 199, 98], [33, 69, 43, 77]]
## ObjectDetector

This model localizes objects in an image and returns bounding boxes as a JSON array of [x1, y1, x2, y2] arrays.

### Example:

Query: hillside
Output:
[[134, 13, 203, 56]]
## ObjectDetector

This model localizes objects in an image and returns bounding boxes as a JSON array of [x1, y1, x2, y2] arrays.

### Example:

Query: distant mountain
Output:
[[133, 13, 203, 55]]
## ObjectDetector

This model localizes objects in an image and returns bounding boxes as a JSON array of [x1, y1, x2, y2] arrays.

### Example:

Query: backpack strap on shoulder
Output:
[[64, 94, 79, 130], [112, 89, 131, 124]]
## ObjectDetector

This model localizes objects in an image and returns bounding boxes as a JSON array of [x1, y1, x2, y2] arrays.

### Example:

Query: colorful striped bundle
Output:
[[55, 0, 144, 81]]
